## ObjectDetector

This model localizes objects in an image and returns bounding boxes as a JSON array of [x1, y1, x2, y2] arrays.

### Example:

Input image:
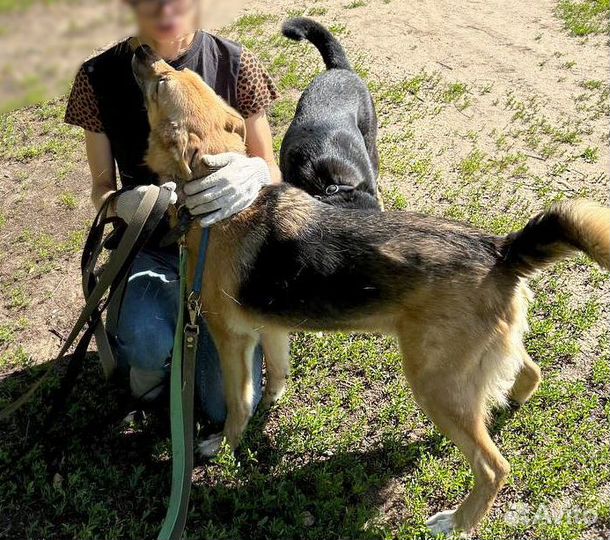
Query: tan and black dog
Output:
[[132, 44, 610, 536]]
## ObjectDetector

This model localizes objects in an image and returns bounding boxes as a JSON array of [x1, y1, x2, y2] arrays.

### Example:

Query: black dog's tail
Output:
[[502, 199, 610, 277], [282, 17, 351, 70]]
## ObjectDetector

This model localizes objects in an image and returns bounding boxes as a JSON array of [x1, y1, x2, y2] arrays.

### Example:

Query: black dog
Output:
[[280, 18, 382, 210]]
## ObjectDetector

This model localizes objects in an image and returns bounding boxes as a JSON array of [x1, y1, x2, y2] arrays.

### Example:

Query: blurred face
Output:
[[126, 0, 198, 42]]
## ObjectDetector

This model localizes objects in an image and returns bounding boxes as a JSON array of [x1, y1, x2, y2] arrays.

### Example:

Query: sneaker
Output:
[[129, 367, 165, 401]]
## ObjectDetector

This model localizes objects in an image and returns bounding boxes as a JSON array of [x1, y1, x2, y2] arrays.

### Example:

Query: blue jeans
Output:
[[114, 248, 263, 424]]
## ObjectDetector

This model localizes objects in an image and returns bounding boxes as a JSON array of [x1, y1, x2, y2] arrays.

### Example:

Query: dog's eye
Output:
[[154, 78, 168, 99]]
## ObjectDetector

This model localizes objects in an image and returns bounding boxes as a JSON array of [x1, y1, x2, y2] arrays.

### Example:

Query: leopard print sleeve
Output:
[[64, 65, 104, 133], [236, 48, 279, 118]]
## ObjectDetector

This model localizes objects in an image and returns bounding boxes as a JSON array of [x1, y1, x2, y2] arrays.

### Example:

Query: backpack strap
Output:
[[0, 184, 172, 421]]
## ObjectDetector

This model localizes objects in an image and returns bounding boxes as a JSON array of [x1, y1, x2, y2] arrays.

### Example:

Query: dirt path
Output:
[[245, 0, 609, 192]]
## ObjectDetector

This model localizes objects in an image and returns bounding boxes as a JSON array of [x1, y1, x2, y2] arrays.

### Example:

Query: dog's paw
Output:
[[197, 432, 224, 458], [426, 509, 457, 537], [261, 383, 286, 409]]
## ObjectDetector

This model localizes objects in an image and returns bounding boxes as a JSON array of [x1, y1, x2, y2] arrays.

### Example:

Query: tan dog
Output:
[[132, 45, 610, 536]]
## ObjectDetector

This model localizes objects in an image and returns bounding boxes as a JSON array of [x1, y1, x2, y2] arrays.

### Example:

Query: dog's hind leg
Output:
[[509, 348, 541, 405], [261, 329, 290, 408], [399, 339, 510, 535]]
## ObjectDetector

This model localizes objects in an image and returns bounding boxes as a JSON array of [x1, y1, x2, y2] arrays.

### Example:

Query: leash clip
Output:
[[184, 323, 200, 350], [185, 295, 200, 349], [187, 292, 201, 327]]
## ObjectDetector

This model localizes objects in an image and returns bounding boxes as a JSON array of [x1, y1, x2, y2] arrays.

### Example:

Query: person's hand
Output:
[[183, 153, 272, 228], [114, 182, 177, 224]]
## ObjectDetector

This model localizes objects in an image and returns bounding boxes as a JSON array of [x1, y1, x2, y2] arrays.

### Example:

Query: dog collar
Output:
[[324, 184, 356, 195], [315, 184, 357, 200]]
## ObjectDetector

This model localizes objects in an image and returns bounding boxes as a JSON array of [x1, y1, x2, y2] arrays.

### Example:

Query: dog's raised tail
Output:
[[502, 199, 610, 276], [282, 17, 351, 70]]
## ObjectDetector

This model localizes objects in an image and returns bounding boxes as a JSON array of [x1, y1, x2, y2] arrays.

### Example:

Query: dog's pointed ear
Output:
[[169, 122, 192, 178]]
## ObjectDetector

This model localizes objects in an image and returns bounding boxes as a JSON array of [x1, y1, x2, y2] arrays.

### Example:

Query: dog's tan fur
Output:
[[134, 49, 610, 535]]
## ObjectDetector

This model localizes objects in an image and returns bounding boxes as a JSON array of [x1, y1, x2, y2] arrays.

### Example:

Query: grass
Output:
[[581, 146, 599, 163], [0, 99, 82, 162], [59, 191, 78, 210], [345, 0, 367, 8], [557, 0, 610, 35], [0, 5, 608, 540], [458, 148, 487, 177]]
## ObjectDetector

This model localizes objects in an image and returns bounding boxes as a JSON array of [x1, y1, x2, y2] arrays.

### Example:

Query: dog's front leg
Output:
[[221, 333, 258, 450], [201, 320, 258, 455]]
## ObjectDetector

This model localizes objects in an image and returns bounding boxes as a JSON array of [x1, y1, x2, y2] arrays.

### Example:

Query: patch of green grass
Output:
[[0, 99, 81, 161], [458, 148, 487, 177], [592, 357, 610, 385], [580, 146, 599, 163], [308, 7, 328, 16], [6, 286, 30, 310], [345, 0, 367, 7], [233, 13, 277, 32], [13, 226, 88, 279], [0, 345, 31, 369], [0, 76, 48, 113], [504, 90, 591, 160], [375, 71, 439, 105], [58, 191, 78, 210], [0, 318, 28, 348], [384, 187, 408, 209], [557, 0, 610, 36], [0, 325, 15, 348], [0, 0, 54, 13], [579, 79, 603, 90], [442, 82, 468, 104], [328, 23, 348, 36]]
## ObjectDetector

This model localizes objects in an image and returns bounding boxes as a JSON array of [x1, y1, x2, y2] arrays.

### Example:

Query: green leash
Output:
[[158, 228, 211, 540]]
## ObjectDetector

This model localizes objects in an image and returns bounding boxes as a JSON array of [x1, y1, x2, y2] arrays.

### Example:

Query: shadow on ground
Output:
[[0, 357, 444, 540]]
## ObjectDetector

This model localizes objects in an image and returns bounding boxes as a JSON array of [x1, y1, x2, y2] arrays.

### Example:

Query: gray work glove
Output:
[[115, 182, 178, 224], [183, 153, 272, 228]]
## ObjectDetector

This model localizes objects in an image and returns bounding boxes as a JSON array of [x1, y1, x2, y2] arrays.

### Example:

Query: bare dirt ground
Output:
[[246, 0, 609, 198], [0, 0, 131, 111]]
